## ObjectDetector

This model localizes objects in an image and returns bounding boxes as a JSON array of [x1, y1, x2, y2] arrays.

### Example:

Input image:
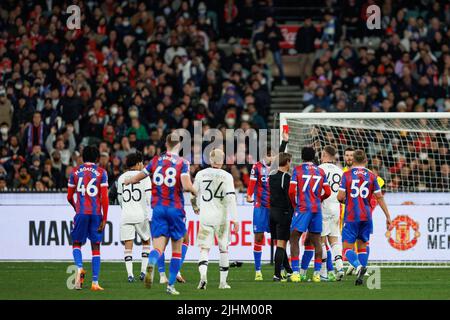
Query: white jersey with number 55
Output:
[[319, 163, 343, 218], [193, 167, 236, 226], [117, 170, 152, 224]]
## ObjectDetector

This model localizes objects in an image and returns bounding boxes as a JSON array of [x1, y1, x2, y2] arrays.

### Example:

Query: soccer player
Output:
[[117, 152, 152, 282], [319, 146, 344, 281], [67, 145, 109, 291], [289, 147, 331, 283], [124, 133, 197, 295], [246, 134, 288, 281], [191, 149, 239, 290], [337, 149, 392, 286]]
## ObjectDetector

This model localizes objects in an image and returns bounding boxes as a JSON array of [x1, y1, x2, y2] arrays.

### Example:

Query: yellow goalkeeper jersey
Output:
[[339, 166, 385, 230]]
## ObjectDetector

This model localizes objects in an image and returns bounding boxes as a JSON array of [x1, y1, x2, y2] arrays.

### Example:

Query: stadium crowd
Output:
[[0, 0, 449, 193]]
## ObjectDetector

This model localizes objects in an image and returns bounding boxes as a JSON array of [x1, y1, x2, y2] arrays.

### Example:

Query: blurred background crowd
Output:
[[0, 0, 448, 194]]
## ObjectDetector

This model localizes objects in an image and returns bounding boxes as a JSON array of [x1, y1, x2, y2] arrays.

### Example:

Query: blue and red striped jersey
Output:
[[290, 162, 328, 214], [68, 163, 108, 215], [339, 167, 381, 222], [249, 160, 271, 208], [143, 152, 190, 210]]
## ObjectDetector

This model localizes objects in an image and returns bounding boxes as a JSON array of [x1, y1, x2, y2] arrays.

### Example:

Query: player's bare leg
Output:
[[145, 236, 167, 289], [289, 230, 302, 282], [253, 232, 264, 280], [166, 238, 183, 295], [140, 239, 151, 281], [197, 247, 209, 290], [310, 232, 323, 282], [176, 232, 189, 283], [124, 240, 135, 282], [328, 235, 344, 280], [355, 240, 368, 286], [90, 242, 104, 291]]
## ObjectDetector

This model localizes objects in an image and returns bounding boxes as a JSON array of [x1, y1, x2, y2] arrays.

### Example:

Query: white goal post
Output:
[[279, 112, 450, 267]]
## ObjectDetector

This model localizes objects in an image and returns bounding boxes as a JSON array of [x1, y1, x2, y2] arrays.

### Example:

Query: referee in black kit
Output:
[[269, 152, 294, 281]]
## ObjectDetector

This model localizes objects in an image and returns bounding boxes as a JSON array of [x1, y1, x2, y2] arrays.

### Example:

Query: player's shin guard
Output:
[[326, 245, 334, 271], [253, 240, 263, 271], [124, 249, 133, 277], [92, 249, 101, 283], [148, 248, 162, 266], [331, 242, 344, 271], [168, 252, 182, 286], [72, 243, 83, 269], [157, 252, 165, 273], [141, 245, 150, 274], [343, 247, 361, 268], [291, 256, 300, 273], [198, 248, 209, 281], [219, 250, 229, 284], [300, 246, 314, 274], [357, 248, 368, 267]]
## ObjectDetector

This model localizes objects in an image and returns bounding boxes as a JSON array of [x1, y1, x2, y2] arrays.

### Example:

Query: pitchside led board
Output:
[[0, 193, 449, 262]]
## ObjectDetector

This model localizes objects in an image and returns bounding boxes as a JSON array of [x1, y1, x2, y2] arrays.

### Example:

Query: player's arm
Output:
[[226, 175, 239, 232], [190, 175, 200, 214], [144, 177, 151, 206], [117, 178, 123, 208], [320, 170, 331, 201], [279, 131, 288, 152], [124, 171, 147, 185], [67, 171, 76, 211], [98, 172, 109, 232], [288, 182, 297, 208], [373, 178, 392, 229], [246, 164, 257, 203], [181, 162, 197, 196], [337, 173, 347, 203]]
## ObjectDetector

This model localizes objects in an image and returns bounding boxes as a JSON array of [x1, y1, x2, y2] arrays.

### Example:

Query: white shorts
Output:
[[197, 223, 229, 251], [120, 219, 151, 242], [321, 216, 340, 238]]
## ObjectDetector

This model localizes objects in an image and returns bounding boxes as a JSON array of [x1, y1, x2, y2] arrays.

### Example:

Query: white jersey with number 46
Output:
[[319, 163, 343, 218], [117, 170, 152, 224], [193, 167, 236, 226]]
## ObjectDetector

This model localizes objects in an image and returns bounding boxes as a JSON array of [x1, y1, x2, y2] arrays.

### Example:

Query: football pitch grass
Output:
[[0, 262, 449, 300]]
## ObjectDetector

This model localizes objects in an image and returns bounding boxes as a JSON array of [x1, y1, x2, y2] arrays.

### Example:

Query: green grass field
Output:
[[0, 262, 449, 300]]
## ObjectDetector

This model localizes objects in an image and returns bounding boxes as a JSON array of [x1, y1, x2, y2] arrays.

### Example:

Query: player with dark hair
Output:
[[67, 145, 109, 291], [337, 149, 392, 285], [124, 133, 197, 295], [289, 146, 331, 283], [117, 151, 152, 282]]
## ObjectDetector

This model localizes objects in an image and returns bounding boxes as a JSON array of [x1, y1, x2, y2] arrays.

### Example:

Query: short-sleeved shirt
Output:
[[290, 162, 328, 214], [249, 160, 271, 208], [143, 152, 190, 210], [68, 162, 108, 215], [339, 167, 381, 222]]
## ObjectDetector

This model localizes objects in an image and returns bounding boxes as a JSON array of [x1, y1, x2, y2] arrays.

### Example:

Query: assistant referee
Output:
[[269, 152, 294, 281]]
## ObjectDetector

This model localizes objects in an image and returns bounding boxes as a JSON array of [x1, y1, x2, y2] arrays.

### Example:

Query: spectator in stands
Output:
[[295, 17, 318, 83]]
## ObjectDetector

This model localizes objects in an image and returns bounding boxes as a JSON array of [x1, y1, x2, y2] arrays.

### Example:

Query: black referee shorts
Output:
[[270, 207, 292, 241]]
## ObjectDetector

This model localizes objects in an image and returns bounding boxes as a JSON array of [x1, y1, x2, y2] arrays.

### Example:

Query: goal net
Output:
[[280, 113, 450, 267]]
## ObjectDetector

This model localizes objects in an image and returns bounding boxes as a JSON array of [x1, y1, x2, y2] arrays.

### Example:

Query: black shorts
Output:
[[270, 207, 292, 241]]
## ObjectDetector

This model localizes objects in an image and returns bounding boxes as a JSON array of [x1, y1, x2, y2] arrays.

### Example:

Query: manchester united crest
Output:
[[385, 215, 420, 251]]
